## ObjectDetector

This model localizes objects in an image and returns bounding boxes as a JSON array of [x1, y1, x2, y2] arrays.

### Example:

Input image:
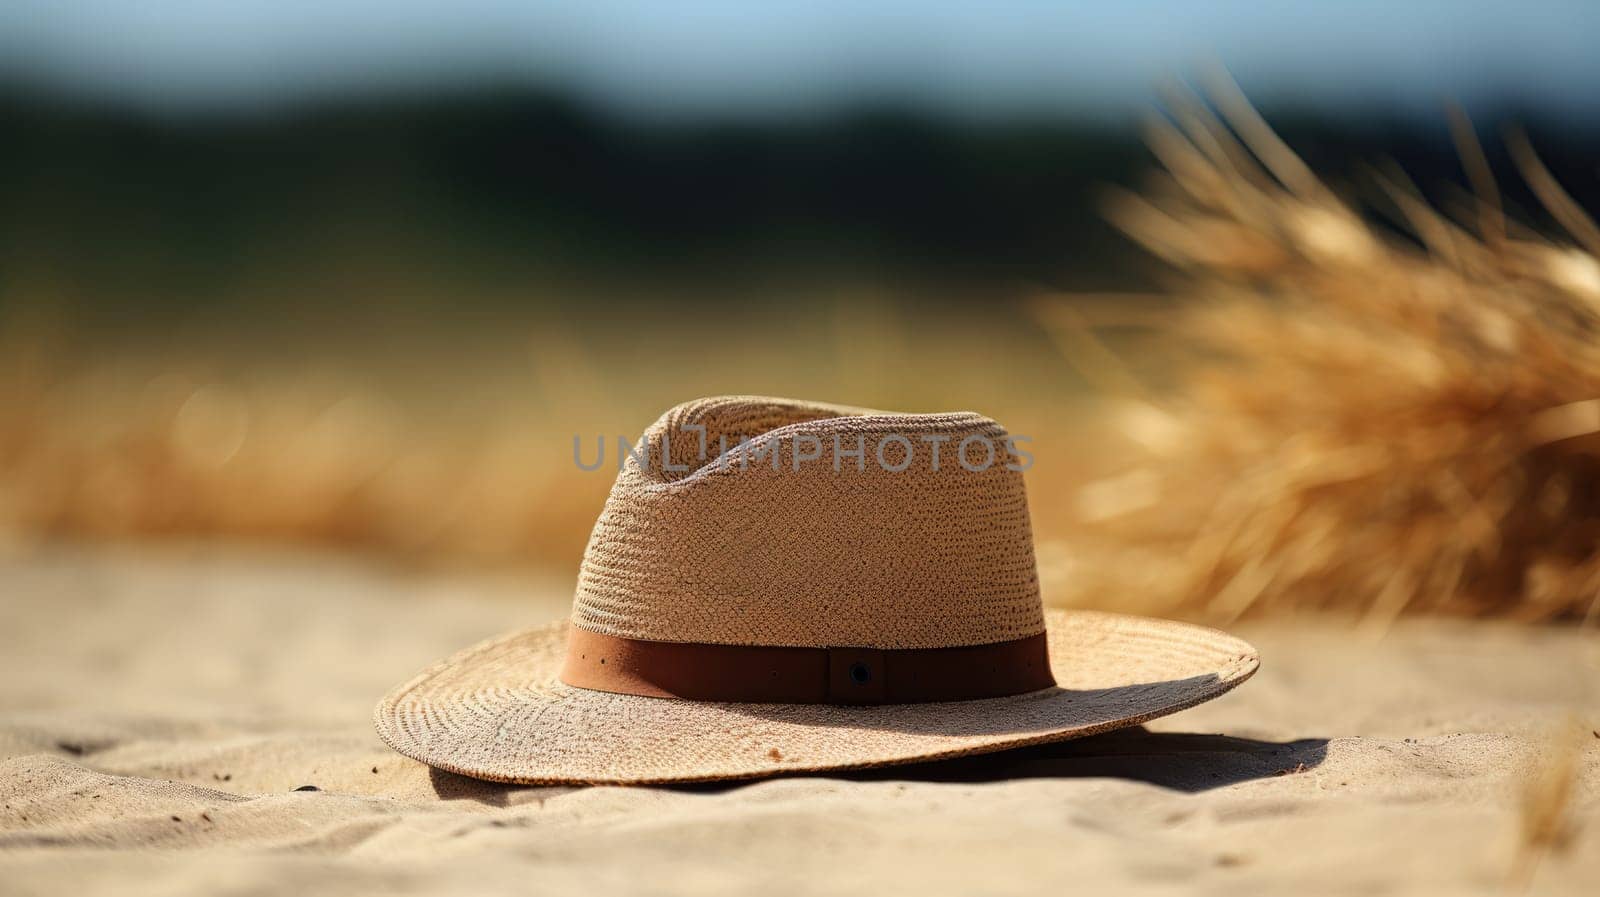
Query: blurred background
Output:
[[4, 2, 1600, 621]]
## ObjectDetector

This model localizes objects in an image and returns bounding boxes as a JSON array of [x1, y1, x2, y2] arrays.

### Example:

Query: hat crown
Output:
[[572, 396, 1043, 650]]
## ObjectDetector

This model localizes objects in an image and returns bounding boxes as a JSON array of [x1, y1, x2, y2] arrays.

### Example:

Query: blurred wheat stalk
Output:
[[1036, 79, 1600, 624]]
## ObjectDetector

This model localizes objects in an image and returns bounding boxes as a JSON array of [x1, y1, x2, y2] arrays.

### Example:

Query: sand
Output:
[[1, 544, 1596, 895]]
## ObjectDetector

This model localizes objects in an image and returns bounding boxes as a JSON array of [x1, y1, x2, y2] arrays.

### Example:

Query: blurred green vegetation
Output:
[[4, 83, 1599, 341]]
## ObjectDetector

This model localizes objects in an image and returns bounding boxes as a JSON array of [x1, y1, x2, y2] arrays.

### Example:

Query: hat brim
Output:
[[374, 610, 1258, 786]]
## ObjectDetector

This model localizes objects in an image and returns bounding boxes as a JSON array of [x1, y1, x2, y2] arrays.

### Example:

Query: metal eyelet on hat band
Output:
[[848, 661, 872, 685]]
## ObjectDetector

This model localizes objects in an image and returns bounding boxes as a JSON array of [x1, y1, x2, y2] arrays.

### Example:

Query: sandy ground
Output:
[[1, 544, 1596, 896]]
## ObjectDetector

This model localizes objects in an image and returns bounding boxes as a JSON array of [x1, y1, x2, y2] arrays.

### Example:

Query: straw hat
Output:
[[375, 396, 1258, 784]]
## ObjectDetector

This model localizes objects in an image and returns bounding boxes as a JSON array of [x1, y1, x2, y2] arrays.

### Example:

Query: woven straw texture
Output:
[[574, 396, 1043, 649], [375, 610, 1259, 784], [375, 396, 1259, 784]]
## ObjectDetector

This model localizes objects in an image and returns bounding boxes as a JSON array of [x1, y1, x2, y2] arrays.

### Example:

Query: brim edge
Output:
[[373, 612, 1260, 787]]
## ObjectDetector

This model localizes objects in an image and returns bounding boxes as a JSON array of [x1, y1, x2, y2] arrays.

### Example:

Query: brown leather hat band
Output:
[[559, 627, 1055, 705]]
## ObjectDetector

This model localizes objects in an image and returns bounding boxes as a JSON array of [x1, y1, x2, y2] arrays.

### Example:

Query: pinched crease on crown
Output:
[[632, 395, 1008, 486], [639, 395, 875, 484], [572, 396, 1044, 650]]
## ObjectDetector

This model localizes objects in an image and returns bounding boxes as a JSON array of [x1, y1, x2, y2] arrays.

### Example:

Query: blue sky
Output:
[[2, 1, 1596, 120]]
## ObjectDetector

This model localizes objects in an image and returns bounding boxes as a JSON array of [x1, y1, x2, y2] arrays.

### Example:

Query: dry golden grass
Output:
[[1510, 718, 1588, 887], [0, 300, 1085, 571], [1034, 81, 1600, 623], [5, 89, 1600, 625], [0, 340, 612, 566]]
